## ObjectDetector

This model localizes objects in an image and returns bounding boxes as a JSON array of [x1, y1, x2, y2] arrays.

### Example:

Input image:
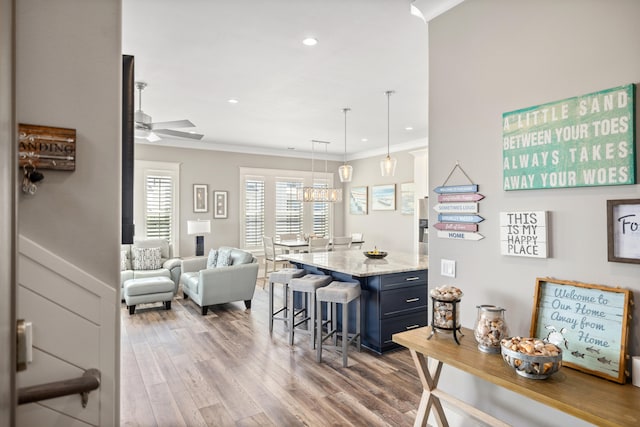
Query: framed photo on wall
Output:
[[400, 182, 415, 215], [193, 184, 208, 213], [607, 199, 640, 264], [213, 190, 228, 219], [349, 186, 368, 215], [371, 184, 395, 211]]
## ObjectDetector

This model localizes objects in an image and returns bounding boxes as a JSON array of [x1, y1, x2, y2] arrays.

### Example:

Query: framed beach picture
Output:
[[193, 184, 208, 213], [400, 182, 415, 215], [372, 184, 395, 211], [213, 190, 228, 219], [350, 186, 368, 215]]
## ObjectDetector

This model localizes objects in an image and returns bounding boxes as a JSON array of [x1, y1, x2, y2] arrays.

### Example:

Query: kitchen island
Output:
[[281, 250, 428, 353]]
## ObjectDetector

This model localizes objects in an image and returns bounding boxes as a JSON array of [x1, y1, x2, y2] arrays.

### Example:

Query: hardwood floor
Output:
[[120, 281, 422, 426]]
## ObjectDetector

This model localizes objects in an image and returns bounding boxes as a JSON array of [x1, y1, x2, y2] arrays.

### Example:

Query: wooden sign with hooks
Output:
[[18, 123, 76, 171]]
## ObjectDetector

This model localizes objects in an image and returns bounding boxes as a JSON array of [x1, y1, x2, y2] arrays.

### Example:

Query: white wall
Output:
[[15, 0, 121, 424], [429, 1, 640, 426]]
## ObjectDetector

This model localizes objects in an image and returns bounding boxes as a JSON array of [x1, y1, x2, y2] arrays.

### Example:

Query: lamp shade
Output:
[[380, 156, 397, 177], [338, 164, 353, 182], [187, 220, 211, 235]]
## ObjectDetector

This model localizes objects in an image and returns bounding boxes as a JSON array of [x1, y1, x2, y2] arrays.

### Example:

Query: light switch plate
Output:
[[441, 259, 456, 278]]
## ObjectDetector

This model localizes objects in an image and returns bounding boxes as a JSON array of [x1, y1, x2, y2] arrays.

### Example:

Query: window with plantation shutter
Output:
[[312, 178, 329, 237], [244, 177, 265, 247], [135, 160, 180, 254], [240, 167, 336, 250], [145, 175, 173, 240], [275, 179, 303, 237]]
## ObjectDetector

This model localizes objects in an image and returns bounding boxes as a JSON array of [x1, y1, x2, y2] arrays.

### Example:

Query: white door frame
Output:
[[0, 0, 17, 423]]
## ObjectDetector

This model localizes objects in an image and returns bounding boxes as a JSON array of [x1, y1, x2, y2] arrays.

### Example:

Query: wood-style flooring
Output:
[[120, 280, 422, 426]]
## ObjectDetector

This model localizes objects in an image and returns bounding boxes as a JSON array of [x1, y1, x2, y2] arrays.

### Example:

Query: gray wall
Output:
[[429, 1, 640, 425], [344, 149, 418, 252], [16, 0, 121, 287], [136, 144, 418, 256]]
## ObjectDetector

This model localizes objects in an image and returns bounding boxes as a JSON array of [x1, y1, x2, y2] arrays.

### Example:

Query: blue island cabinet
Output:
[[360, 270, 428, 353]]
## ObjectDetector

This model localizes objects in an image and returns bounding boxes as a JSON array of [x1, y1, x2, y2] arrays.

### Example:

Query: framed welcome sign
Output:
[[530, 277, 632, 383]]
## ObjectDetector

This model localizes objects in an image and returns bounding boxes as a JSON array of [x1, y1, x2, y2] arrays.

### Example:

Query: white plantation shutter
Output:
[[312, 178, 329, 237], [240, 167, 335, 250], [145, 175, 173, 240], [244, 177, 265, 247], [275, 179, 303, 237]]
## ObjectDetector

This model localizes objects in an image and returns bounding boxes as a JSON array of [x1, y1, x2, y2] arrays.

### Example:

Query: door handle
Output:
[[16, 319, 27, 372]]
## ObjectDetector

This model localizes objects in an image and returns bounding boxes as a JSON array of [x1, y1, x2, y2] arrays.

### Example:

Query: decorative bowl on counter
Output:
[[363, 250, 388, 259], [500, 337, 562, 379]]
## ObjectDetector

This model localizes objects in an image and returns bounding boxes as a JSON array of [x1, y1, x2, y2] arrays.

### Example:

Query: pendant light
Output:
[[338, 108, 353, 182], [298, 140, 343, 202], [380, 90, 397, 177]]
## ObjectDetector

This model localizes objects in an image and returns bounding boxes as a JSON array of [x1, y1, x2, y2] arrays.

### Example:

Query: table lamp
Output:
[[187, 220, 211, 256]]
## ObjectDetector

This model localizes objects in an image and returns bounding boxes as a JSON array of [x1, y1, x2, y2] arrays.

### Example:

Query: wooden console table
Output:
[[393, 326, 640, 427]]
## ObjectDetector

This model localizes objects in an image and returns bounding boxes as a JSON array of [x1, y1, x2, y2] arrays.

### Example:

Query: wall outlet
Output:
[[441, 259, 456, 278]]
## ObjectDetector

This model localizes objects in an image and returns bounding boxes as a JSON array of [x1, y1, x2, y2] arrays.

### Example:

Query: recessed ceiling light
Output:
[[228, 98, 239, 104], [302, 37, 318, 46], [405, 126, 413, 131], [361, 138, 368, 142]]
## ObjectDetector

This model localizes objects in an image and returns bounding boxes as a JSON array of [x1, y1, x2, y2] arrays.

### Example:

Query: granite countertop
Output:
[[281, 250, 428, 277]]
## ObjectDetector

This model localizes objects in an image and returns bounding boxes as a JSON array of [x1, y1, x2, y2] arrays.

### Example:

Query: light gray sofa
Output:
[[120, 238, 182, 295], [180, 246, 259, 315]]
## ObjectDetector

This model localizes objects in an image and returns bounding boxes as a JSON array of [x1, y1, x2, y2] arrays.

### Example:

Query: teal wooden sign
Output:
[[503, 84, 635, 190], [530, 278, 632, 383]]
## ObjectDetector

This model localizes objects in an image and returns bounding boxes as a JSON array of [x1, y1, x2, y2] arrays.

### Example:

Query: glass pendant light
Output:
[[338, 107, 353, 182], [380, 90, 397, 177]]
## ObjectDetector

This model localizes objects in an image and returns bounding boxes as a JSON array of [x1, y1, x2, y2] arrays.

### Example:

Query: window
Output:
[[145, 175, 173, 240], [134, 160, 180, 254], [244, 177, 265, 247], [275, 179, 303, 237], [240, 167, 336, 250]]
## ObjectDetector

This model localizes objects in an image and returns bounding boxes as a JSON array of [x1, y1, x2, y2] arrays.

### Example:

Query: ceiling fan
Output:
[[134, 81, 204, 142]]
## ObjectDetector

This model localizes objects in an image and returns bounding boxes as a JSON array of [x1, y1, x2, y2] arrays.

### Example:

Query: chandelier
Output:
[[298, 140, 343, 202]]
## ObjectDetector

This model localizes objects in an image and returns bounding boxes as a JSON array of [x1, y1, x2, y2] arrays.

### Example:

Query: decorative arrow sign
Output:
[[434, 222, 478, 232], [433, 202, 478, 214], [437, 230, 485, 240], [434, 184, 479, 194], [438, 193, 485, 203], [437, 213, 484, 223]]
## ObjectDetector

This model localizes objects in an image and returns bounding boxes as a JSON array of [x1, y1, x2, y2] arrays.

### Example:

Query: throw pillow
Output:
[[216, 248, 232, 267], [132, 247, 162, 270], [120, 250, 131, 271], [206, 249, 219, 269]]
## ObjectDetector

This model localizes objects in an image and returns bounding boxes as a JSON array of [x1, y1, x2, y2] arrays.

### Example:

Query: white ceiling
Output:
[[122, 0, 462, 160]]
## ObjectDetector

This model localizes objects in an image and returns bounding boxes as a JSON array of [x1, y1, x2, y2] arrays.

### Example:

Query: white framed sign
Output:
[[500, 211, 548, 258]]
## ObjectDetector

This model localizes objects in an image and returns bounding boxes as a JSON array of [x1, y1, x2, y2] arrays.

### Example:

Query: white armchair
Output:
[[180, 247, 259, 315]]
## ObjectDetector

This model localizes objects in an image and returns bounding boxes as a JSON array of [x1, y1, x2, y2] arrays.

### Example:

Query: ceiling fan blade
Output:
[[154, 128, 204, 140], [149, 119, 195, 130]]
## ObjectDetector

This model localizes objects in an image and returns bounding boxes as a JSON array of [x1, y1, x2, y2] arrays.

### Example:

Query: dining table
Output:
[[274, 238, 365, 253]]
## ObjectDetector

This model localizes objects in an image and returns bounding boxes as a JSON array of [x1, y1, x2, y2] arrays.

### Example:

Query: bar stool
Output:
[[288, 274, 332, 348], [268, 268, 305, 335], [316, 281, 361, 367]]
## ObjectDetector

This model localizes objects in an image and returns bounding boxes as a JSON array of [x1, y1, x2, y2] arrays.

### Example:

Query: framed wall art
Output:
[[400, 182, 415, 215], [193, 184, 208, 213], [530, 277, 632, 383], [607, 199, 640, 264], [349, 186, 368, 215], [213, 190, 228, 219], [371, 184, 395, 211]]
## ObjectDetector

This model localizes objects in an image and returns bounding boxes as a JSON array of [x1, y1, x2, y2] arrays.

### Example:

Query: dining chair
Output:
[[262, 236, 290, 288], [307, 237, 330, 253], [350, 233, 364, 249], [331, 236, 352, 251]]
